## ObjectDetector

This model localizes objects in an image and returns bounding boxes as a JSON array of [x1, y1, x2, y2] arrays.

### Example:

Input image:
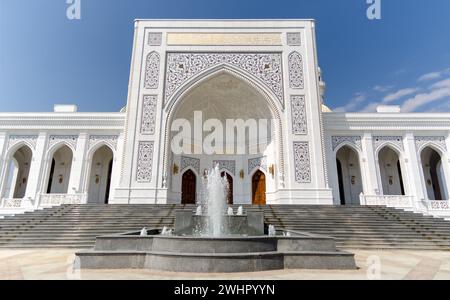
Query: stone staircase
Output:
[[0, 204, 450, 250]]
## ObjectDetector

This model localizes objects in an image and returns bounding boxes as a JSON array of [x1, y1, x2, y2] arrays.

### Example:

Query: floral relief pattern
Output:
[[414, 136, 447, 152], [373, 136, 404, 151], [148, 32, 162, 46], [141, 95, 157, 135], [332, 136, 362, 151], [288, 51, 304, 89], [248, 156, 267, 174], [213, 160, 236, 175], [165, 52, 284, 104], [287, 33, 301, 46], [88, 135, 119, 150], [181, 156, 200, 174], [293, 142, 311, 183], [144, 52, 160, 89], [7, 135, 38, 150], [291, 95, 307, 135], [48, 135, 78, 150], [136, 141, 154, 182]]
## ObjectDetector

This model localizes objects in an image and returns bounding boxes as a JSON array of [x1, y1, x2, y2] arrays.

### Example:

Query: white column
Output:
[[68, 133, 88, 198], [0, 132, 8, 200], [403, 133, 426, 206], [108, 132, 125, 202], [361, 133, 380, 195], [444, 133, 450, 200], [25, 132, 47, 202]]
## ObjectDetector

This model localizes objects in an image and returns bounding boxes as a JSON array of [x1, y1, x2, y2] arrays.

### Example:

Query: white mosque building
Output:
[[0, 20, 449, 218]]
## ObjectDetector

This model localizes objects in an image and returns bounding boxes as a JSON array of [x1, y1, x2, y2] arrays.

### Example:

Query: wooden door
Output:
[[252, 170, 266, 205], [221, 171, 233, 205], [182, 170, 196, 204]]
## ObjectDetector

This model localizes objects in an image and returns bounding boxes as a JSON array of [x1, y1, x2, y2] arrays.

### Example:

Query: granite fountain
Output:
[[76, 165, 356, 272]]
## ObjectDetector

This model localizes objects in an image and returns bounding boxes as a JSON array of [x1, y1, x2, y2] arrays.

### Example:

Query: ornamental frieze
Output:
[[165, 52, 284, 106]]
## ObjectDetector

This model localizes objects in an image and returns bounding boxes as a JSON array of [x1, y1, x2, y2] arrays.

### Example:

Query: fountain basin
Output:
[[76, 229, 356, 272]]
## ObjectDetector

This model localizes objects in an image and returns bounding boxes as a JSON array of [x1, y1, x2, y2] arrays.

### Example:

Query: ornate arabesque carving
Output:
[[213, 160, 236, 175], [415, 136, 447, 152], [141, 95, 157, 135], [88, 135, 119, 150], [136, 141, 154, 182], [144, 52, 160, 89], [165, 53, 284, 104], [7, 135, 38, 150], [291, 95, 307, 135], [248, 156, 267, 174], [288, 51, 304, 89], [373, 136, 404, 151], [293, 142, 311, 183], [180, 156, 200, 175], [48, 135, 78, 150], [148, 32, 162, 46], [332, 136, 362, 151], [287, 33, 301, 46]]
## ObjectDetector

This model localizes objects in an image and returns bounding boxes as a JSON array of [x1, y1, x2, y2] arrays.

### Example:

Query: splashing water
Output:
[[195, 206, 202, 216], [227, 207, 234, 216], [140, 228, 147, 236], [200, 164, 229, 236], [237, 206, 244, 216], [268, 225, 276, 237], [161, 226, 173, 236]]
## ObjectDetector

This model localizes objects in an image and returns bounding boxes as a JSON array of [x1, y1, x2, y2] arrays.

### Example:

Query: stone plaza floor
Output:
[[0, 249, 449, 280]]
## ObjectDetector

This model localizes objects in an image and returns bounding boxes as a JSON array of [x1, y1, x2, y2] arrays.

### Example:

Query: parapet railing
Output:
[[38, 193, 87, 207], [359, 194, 415, 209], [0, 198, 35, 209]]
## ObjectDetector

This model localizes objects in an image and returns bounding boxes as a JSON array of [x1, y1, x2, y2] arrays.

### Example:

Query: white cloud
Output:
[[361, 102, 380, 113], [418, 72, 441, 82], [430, 78, 450, 89], [373, 85, 394, 92], [383, 88, 418, 103], [401, 86, 450, 112], [334, 93, 367, 112]]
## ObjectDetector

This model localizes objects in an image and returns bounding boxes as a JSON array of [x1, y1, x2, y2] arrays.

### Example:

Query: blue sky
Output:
[[0, 0, 450, 113]]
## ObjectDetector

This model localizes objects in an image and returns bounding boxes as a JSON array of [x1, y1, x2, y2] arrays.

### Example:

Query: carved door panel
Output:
[[182, 170, 196, 204], [252, 170, 266, 205], [221, 171, 233, 205]]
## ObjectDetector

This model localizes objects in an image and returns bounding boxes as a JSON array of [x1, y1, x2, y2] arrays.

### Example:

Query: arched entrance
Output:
[[166, 71, 279, 204], [252, 170, 266, 205], [378, 146, 405, 195], [3, 145, 32, 199], [46, 145, 73, 194], [336, 146, 363, 205], [221, 171, 233, 204], [87, 145, 114, 204], [420, 147, 447, 200], [182, 169, 196, 204]]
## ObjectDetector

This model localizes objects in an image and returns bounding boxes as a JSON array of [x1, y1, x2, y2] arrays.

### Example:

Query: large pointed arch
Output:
[[377, 145, 406, 196], [419, 146, 448, 200], [1, 144, 33, 199], [84, 144, 115, 204], [161, 65, 285, 189]]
